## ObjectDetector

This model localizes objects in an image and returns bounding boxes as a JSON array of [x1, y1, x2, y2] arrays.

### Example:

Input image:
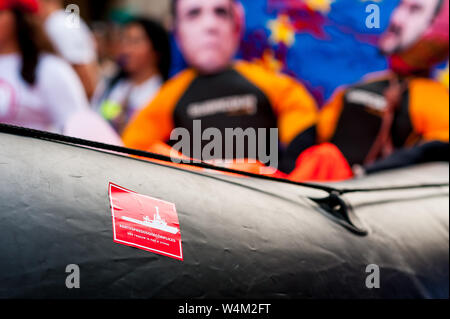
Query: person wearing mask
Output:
[[0, 0, 121, 145], [317, 0, 449, 176], [122, 0, 352, 180], [37, 0, 98, 99], [92, 17, 171, 135]]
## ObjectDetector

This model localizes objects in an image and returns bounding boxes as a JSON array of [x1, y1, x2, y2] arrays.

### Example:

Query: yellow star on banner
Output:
[[305, 0, 334, 14], [267, 14, 296, 47]]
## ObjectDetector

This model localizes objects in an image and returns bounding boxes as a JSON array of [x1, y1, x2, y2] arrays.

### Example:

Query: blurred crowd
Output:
[[0, 0, 448, 182]]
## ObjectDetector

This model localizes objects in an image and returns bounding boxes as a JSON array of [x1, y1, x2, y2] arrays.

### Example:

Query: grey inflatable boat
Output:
[[0, 125, 448, 299]]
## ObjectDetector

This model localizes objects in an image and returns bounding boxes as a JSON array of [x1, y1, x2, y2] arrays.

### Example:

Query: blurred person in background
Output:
[[122, 0, 352, 180], [0, 0, 122, 145], [92, 21, 121, 81], [92, 17, 171, 135], [315, 0, 449, 177], [37, 0, 98, 98]]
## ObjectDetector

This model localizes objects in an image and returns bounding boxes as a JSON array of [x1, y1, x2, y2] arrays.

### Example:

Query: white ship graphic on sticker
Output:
[[122, 207, 179, 235]]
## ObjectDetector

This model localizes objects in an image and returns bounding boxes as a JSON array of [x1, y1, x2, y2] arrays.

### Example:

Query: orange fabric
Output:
[[288, 143, 353, 182], [142, 142, 204, 172], [148, 142, 189, 162], [122, 69, 197, 150], [234, 61, 318, 145], [145, 142, 286, 178], [206, 159, 286, 178], [317, 89, 346, 143], [408, 78, 449, 143]]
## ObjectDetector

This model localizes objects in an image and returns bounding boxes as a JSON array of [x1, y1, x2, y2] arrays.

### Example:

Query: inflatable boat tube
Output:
[[0, 127, 448, 299]]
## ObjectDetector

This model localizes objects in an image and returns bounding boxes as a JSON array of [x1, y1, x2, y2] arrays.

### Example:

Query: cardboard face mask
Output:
[[380, 0, 449, 74], [175, 0, 245, 74]]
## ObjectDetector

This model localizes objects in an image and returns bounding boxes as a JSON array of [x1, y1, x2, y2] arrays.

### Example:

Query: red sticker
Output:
[[109, 183, 183, 261]]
